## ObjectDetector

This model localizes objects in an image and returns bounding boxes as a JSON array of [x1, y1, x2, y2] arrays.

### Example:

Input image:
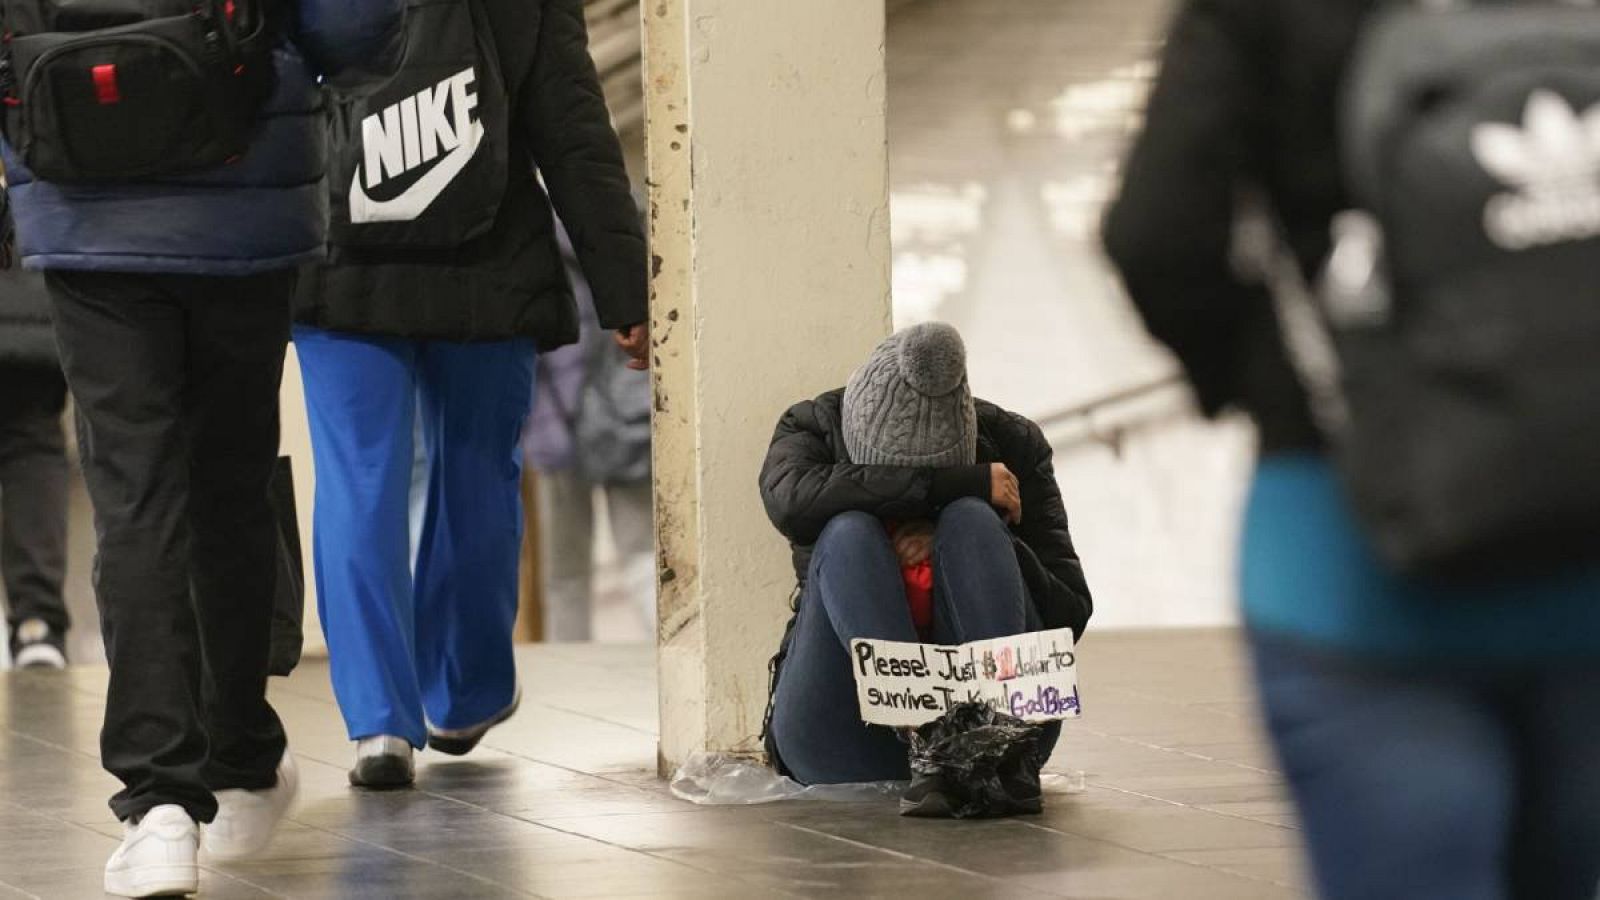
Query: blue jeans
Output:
[[1253, 635, 1600, 900], [770, 498, 1059, 784], [295, 326, 535, 748]]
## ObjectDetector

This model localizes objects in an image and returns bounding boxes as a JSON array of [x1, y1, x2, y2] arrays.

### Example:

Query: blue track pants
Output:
[[294, 325, 535, 747]]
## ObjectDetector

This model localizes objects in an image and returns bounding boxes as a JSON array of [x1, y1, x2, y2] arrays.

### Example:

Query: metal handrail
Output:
[[1033, 373, 1186, 430], [1034, 373, 1197, 453]]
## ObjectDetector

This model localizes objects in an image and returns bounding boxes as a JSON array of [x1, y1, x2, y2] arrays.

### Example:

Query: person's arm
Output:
[[521, 0, 647, 337], [294, 0, 407, 91], [1101, 0, 1267, 417], [759, 401, 989, 546], [1010, 419, 1092, 638]]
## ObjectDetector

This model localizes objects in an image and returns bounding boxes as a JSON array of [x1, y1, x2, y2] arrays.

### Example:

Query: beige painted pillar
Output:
[[645, 0, 893, 770]]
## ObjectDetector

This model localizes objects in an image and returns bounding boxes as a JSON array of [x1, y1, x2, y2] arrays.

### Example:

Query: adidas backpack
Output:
[[1283, 0, 1600, 576], [325, 0, 509, 250], [0, 0, 278, 181]]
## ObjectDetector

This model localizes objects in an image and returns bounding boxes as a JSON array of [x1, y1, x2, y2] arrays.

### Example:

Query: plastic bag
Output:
[[906, 702, 1046, 819], [1042, 770, 1088, 794], [668, 752, 905, 806]]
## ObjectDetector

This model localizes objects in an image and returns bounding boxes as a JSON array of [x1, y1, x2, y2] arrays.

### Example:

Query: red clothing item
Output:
[[888, 520, 935, 639], [902, 559, 935, 640]]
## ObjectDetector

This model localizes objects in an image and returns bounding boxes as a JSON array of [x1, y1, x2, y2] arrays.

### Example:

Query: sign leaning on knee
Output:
[[850, 629, 1082, 728]]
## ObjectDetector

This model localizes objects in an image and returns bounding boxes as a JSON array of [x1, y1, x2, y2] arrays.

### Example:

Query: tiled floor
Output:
[[0, 630, 1308, 898]]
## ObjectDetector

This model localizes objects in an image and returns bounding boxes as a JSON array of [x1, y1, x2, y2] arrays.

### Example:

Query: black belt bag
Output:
[[0, 0, 277, 182]]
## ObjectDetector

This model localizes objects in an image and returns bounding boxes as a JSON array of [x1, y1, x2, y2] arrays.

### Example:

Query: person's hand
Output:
[[990, 463, 1022, 525], [615, 323, 649, 370], [893, 521, 935, 566]]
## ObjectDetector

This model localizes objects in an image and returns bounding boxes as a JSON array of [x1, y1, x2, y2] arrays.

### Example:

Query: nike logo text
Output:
[[351, 67, 484, 224]]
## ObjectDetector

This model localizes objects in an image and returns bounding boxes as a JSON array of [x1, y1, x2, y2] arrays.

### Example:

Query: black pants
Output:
[[47, 269, 293, 823], [0, 364, 70, 640]]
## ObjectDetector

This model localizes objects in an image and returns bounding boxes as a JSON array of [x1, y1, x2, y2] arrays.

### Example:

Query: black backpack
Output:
[[0, 0, 278, 182], [1266, 1, 1600, 576], [325, 0, 508, 250]]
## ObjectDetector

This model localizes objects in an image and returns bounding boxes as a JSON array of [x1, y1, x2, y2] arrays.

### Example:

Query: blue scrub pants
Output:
[[294, 325, 536, 748]]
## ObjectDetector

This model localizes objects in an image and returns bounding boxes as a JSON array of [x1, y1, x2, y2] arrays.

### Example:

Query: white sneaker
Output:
[[12, 618, 66, 670], [201, 748, 299, 862], [349, 735, 415, 789], [104, 804, 199, 898]]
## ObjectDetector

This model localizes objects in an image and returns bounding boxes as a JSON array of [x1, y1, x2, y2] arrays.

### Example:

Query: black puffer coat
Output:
[[0, 267, 53, 368], [760, 389, 1093, 638], [1103, 0, 1379, 454], [294, 0, 646, 350], [0, 205, 55, 368]]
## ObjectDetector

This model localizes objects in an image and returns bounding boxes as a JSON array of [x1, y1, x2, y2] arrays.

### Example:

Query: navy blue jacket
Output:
[[2, 0, 407, 275]]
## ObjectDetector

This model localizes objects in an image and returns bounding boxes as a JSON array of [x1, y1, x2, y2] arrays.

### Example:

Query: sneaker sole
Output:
[[104, 862, 198, 898], [14, 643, 66, 669], [427, 694, 521, 757], [349, 755, 415, 790], [899, 792, 957, 818]]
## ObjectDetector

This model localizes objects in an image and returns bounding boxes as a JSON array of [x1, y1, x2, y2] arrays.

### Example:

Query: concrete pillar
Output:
[[645, 0, 893, 770]]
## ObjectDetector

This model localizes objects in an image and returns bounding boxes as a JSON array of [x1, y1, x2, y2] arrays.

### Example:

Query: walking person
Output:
[[1105, 1, 1600, 896], [293, 0, 648, 789], [758, 323, 1092, 812], [0, 1, 405, 893], [0, 204, 69, 671], [525, 227, 654, 643]]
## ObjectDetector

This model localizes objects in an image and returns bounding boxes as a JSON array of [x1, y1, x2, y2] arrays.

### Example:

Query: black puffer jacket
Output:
[[760, 389, 1093, 638], [0, 205, 54, 369], [1103, 0, 1378, 454], [294, 0, 646, 350], [0, 267, 53, 368]]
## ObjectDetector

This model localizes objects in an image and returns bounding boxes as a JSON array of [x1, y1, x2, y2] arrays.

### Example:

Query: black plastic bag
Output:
[[906, 702, 1046, 819]]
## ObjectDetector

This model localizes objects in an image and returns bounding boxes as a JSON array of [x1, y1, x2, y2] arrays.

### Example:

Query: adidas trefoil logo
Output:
[[350, 67, 484, 224], [1471, 89, 1600, 250]]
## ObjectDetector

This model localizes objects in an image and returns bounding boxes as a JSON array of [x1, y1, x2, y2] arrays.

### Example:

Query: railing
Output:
[[1033, 373, 1196, 455]]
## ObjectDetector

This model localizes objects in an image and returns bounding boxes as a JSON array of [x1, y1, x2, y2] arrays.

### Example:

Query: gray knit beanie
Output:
[[843, 322, 977, 468]]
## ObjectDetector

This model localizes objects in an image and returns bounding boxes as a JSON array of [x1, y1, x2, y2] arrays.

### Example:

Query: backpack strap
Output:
[[1230, 186, 1352, 438]]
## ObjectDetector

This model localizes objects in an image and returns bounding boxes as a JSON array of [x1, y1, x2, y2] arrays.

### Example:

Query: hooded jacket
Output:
[[293, 0, 647, 349], [2, 0, 408, 275]]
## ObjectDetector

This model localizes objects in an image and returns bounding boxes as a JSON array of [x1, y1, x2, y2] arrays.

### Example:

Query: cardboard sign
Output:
[[850, 628, 1081, 728]]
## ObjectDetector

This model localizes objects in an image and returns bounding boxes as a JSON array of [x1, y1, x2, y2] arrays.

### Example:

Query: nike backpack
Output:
[[325, 0, 509, 249], [0, 0, 278, 181], [1282, 0, 1600, 576]]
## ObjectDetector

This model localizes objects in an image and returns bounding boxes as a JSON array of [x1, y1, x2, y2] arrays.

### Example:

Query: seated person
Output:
[[759, 322, 1093, 790]]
